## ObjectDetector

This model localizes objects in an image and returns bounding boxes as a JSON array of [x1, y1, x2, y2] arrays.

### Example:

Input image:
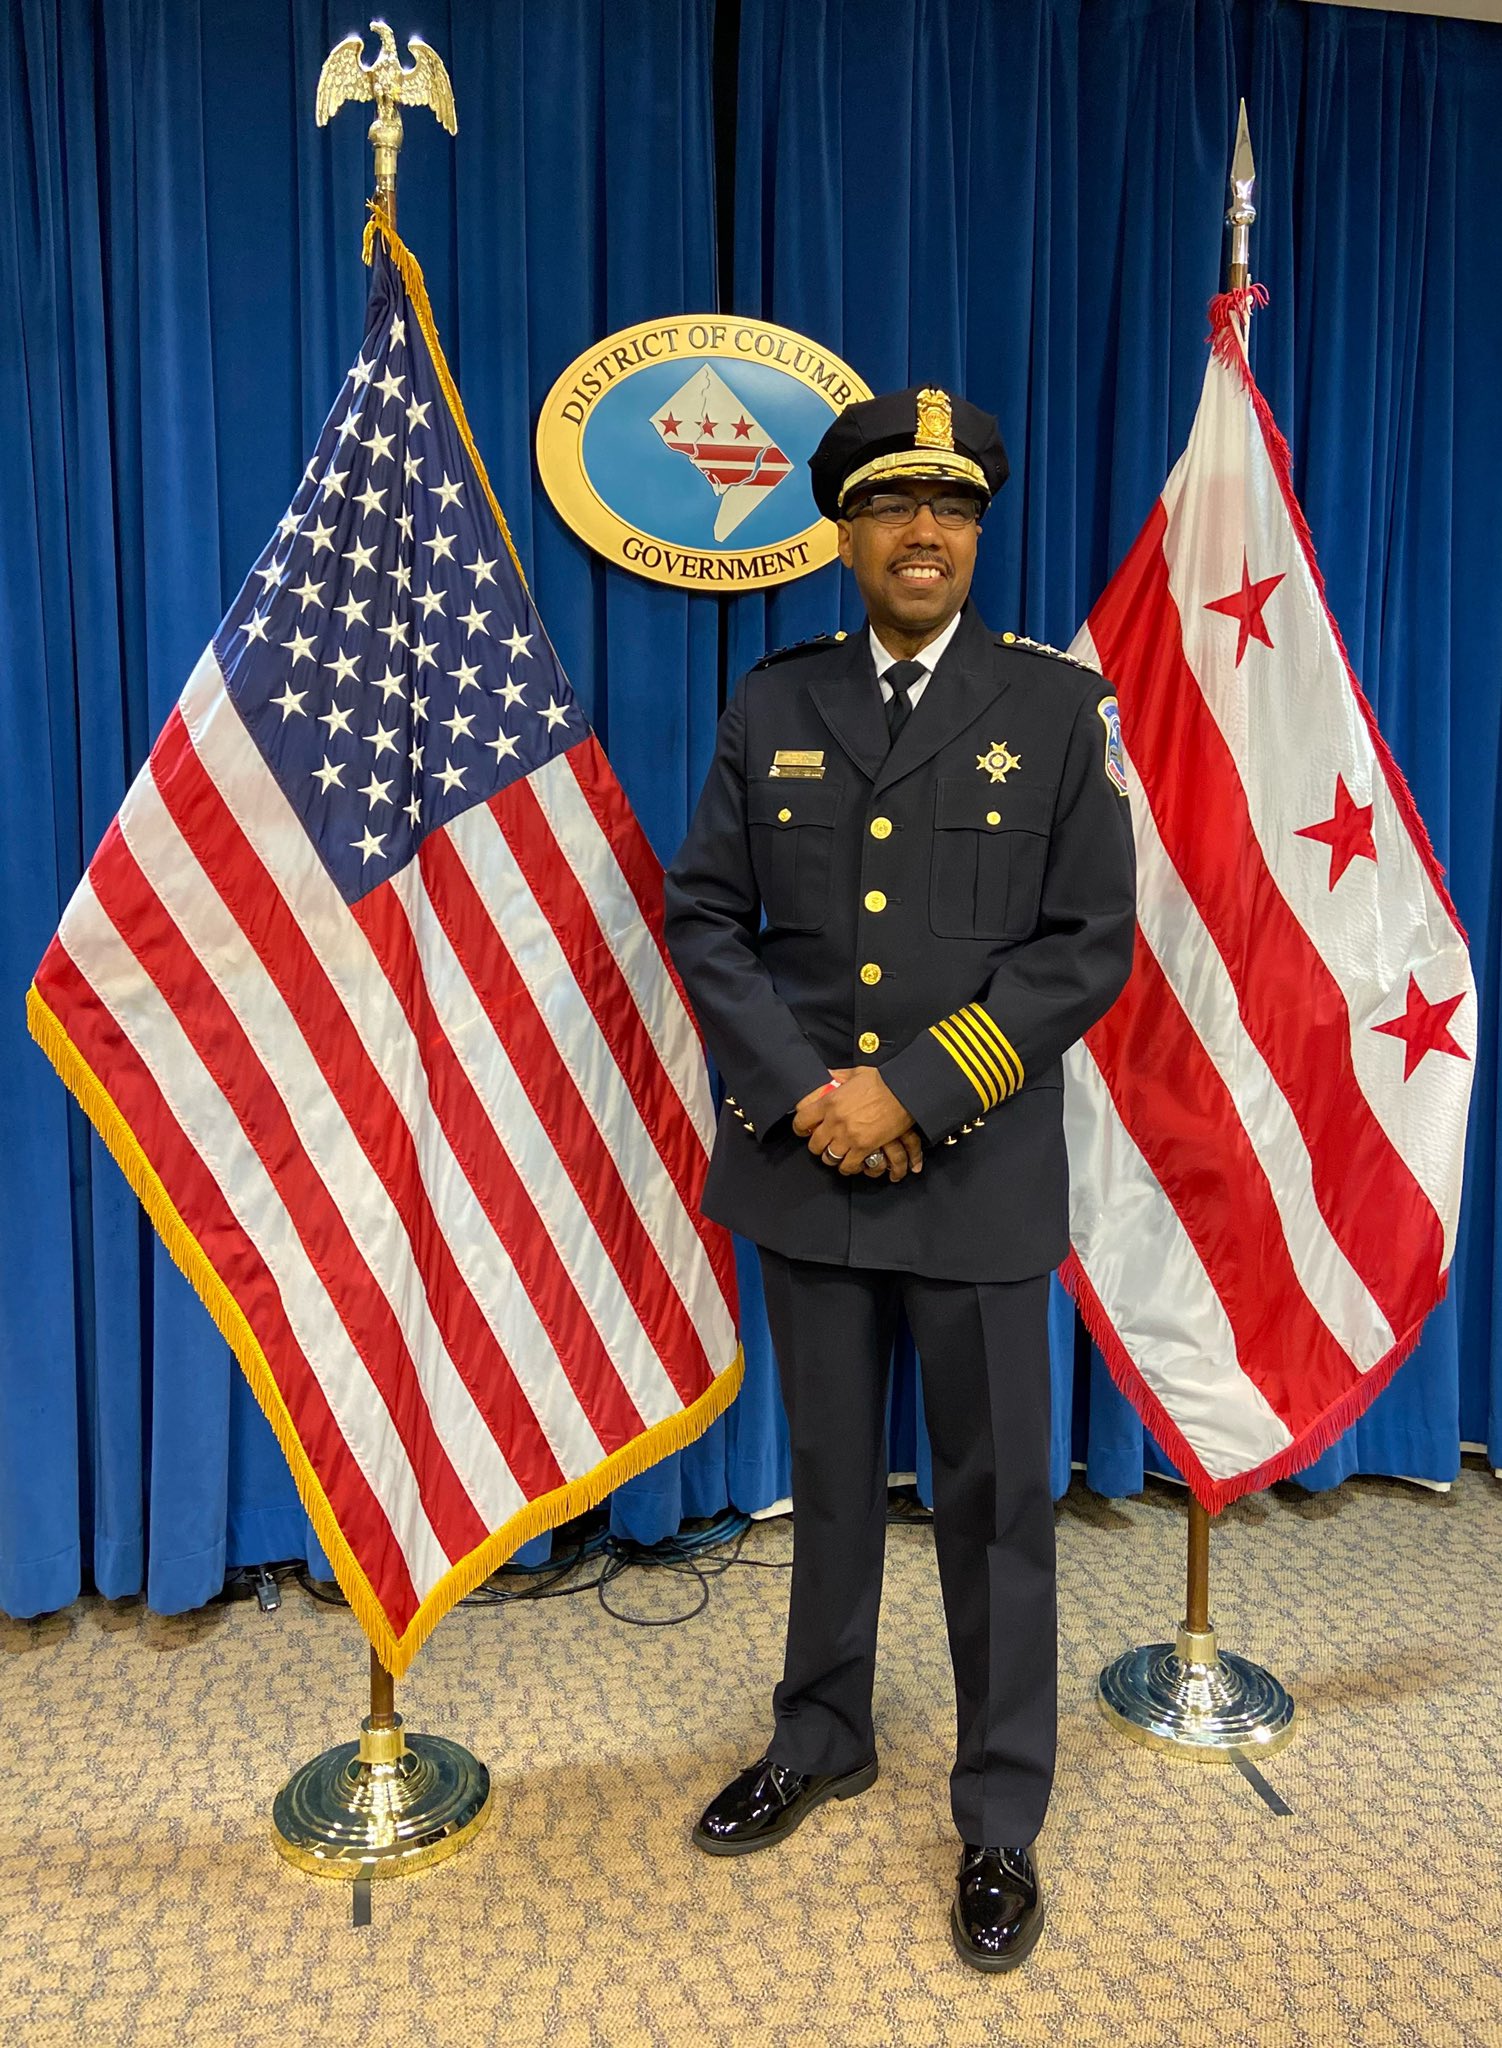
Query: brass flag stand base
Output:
[[1098, 1628, 1295, 1758], [1097, 1498, 1295, 1761], [273, 1651, 492, 1878]]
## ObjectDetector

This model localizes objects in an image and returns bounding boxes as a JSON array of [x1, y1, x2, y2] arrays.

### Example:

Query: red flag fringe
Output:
[[1059, 1249, 1440, 1516]]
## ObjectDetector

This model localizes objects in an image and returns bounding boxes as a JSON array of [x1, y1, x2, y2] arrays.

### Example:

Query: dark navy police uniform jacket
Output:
[[663, 604, 1137, 1283]]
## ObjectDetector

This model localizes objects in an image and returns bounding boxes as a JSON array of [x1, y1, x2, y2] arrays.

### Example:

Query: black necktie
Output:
[[884, 659, 925, 745]]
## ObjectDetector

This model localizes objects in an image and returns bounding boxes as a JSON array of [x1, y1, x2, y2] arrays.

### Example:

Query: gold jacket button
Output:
[[777, 807, 792, 823], [986, 809, 1001, 826], [860, 963, 881, 986], [858, 1031, 880, 1054], [863, 889, 887, 913], [869, 816, 893, 840]]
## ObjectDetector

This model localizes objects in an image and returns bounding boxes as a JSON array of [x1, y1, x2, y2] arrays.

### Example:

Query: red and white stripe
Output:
[[35, 645, 739, 1646], [667, 440, 793, 490], [1062, 301, 1475, 1509]]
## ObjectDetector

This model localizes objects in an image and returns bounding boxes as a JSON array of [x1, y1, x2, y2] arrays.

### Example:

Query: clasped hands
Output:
[[792, 1066, 923, 1183]]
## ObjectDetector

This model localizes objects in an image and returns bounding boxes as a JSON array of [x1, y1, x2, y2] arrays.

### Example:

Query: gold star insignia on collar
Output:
[[977, 739, 1021, 784]]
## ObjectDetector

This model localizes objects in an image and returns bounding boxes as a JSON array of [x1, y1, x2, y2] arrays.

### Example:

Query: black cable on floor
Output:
[[238, 1491, 933, 1628]]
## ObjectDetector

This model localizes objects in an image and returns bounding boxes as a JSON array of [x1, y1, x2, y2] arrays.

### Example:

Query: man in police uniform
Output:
[[662, 387, 1135, 1970]]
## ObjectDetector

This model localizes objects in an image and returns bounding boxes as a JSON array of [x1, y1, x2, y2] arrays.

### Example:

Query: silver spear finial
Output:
[[1227, 99, 1257, 292]]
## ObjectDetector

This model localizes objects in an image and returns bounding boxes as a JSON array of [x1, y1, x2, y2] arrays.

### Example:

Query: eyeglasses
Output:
[[848, 491, 984, 529]]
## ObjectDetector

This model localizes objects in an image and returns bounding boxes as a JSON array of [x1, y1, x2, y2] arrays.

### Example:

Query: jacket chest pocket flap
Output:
[[749, 778, 842, 931], [930, 778, 1052, 940]]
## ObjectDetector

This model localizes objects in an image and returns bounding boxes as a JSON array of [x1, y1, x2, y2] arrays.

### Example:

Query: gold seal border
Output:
[[536, 315, 871, 594]]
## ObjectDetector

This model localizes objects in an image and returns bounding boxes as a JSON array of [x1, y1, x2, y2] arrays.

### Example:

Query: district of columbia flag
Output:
[[28, 213, 742, 1676], [1061, 285, 1476, 1514]]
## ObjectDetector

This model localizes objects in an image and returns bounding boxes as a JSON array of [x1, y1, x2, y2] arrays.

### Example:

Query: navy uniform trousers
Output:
[[760, 1252, 1054, 1847], [663, 605, 1136, 1848]]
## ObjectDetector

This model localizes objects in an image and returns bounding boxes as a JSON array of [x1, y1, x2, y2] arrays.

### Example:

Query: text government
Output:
[[620, 535, 813, 582]]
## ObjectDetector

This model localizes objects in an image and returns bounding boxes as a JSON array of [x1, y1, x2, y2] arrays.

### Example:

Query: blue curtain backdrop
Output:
[[2, 0, 1498, 1621]]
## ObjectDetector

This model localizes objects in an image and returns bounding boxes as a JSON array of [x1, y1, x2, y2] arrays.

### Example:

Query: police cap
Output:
[[808, 385, 1009, 521]]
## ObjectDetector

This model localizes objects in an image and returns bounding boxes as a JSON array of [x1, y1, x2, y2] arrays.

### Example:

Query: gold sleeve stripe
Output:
[[931, 1020, 996, 1107], [930, 1020, 998, 1110], [947, 1012, 1012, 1102], [991, 1025, 1026, 1089], [931, 1004, 1029, 1112], [963, 1005, 1024, 1090]]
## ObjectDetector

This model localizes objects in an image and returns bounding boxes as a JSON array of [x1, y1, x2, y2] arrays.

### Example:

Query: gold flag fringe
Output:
[[28, 983, 745, 1677], [362, 205, 530, 589]]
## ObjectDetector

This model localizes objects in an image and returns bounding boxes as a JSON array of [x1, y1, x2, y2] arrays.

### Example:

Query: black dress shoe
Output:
[[951, 1843, 1045, 1971], [691, 1754, 878, 1856]]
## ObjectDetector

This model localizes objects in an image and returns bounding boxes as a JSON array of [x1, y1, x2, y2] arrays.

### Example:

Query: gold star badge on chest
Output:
[[977, 739, 1022, 784]]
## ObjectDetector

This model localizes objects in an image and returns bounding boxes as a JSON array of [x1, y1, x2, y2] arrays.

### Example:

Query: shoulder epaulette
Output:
[[999, 631, 1098, 674], [752, 631, 848, 670]]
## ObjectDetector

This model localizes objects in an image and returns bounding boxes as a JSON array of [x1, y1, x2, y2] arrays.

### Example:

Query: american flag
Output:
[[1061, 289, 1475, 1513], [28, 222, 741, 1673]]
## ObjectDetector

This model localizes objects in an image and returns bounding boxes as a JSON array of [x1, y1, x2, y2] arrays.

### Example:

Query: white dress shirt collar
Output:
[[869, 609, 964, 705], [869, 608, 964, 677]]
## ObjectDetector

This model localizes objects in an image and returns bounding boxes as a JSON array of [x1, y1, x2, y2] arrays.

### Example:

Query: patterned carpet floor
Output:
[[3, 1464, 1500, 2048]]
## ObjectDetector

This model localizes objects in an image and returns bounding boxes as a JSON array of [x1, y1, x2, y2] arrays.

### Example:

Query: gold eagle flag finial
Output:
[[316, 20, 457, 228], [914, 388, 955, 452]]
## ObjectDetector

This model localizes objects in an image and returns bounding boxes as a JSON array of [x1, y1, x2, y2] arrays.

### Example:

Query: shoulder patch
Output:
[[1096, 694, 1128, 796], [752, 632, 847, 670], [999, 630, 1099, 675]]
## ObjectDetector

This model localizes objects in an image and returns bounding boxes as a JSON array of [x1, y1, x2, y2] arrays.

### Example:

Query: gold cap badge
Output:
[[834, 385, 990, 509], [915, 388, 955, 452]]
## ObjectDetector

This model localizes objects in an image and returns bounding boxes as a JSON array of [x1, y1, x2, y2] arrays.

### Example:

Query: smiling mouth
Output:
[[893, 560, 947, 586]]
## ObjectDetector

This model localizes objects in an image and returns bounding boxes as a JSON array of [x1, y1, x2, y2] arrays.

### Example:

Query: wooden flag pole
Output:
[[369, 1645, 397, 1730], [1185, 1496, 1211, 1637], [1095, 102, 1294, 1763]]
